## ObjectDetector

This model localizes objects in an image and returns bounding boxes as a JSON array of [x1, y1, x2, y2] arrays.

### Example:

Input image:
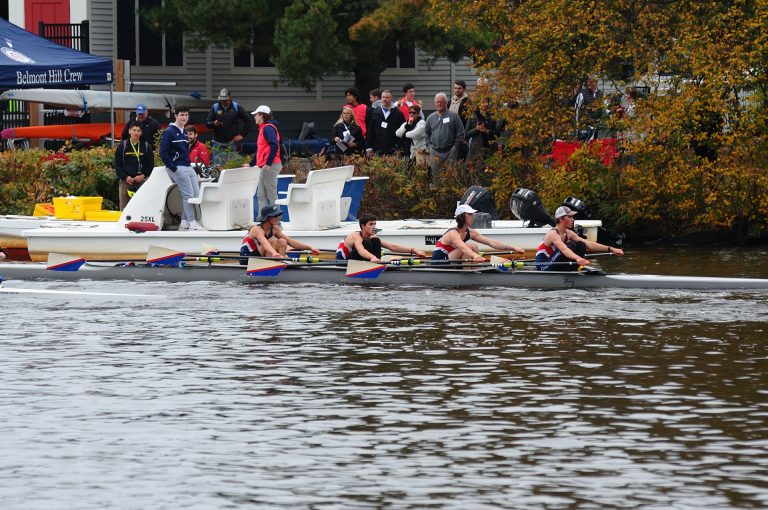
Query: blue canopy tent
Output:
[[0, 18, 114, 141]]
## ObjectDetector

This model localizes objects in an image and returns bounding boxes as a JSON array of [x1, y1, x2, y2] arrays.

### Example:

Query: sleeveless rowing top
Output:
[[433, 227, 471, 258]]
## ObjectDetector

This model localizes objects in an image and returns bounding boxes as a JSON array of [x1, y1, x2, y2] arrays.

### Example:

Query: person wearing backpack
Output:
[[114, 120, 154, 210], [205, 88, 252, 167]]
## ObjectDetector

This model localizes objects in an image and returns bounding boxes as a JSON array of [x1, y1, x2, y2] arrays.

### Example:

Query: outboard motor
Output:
[[461, 186, 499, 224], [562, 196, 591, 219], [560, 195, 625, 247], [509, 188, 554, 227]]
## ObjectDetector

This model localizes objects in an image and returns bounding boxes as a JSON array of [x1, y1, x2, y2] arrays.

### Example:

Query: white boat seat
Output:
[[276, 165, 354, 230], [188, 166, 262, 230]]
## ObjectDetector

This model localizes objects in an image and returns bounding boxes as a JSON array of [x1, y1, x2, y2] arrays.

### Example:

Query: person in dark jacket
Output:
[[115, 120, 154, 210], [331, 106, 365, 155], [365, 90, 406, 156], [160, 106, 201, 230], [205, 88, 252, 166], [120, 103, 162, 149]]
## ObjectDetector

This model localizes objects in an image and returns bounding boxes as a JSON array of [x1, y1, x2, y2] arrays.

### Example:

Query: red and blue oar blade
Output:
[[146, 245, 186, 266], [246, 257, 288, 277], [46, 252, 86, 271], [346, 260, 386, 279]]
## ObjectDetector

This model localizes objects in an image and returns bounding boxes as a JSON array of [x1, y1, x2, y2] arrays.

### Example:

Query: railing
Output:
[[38, 20, 90, 52]]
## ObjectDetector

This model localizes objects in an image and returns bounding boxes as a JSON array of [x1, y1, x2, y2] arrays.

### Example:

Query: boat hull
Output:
[[2, 261, 767, 290], [18, 219, 603, 262]]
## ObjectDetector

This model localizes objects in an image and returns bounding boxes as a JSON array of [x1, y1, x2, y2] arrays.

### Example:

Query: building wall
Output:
[[87, 0, 476, 137]]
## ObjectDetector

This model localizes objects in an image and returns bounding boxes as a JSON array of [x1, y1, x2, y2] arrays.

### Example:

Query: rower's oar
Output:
[[246, 257, 288, 277], [346, 259, 387, 279], [46, 252, 86, 271], [147, 245, 186, 266]]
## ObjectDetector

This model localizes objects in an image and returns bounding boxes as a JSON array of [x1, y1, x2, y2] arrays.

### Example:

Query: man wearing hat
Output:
[[205, 88, 252, 166], [431, 204, 525, 263], [535, 206, 624, 271], [120, 103, 162, 149], [239, 204, 321, 263]]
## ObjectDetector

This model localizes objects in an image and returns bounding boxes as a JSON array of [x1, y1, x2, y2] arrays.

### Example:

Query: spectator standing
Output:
[[425, 92, 465, 175], [449, 80, 471, 127], [115, 120, 154, 210], [574, 76, 605, 125], [186, 125, 211, 168], [465, 98, 503, 171], [160, 107, 201, 230], [396, 82, 423, 120], [365, 90, 406, 156], [206, 88, 252, 166], [369, 88, 383, 110], [120, 103, 162, 149], [251, 105, 282, 209], [331, 106, 365, 156], [396, 104, 428, 165], [344, 87, 368, 137]]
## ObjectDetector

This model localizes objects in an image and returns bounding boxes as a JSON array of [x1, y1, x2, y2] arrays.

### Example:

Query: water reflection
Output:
[[1, 249, 767, 509]]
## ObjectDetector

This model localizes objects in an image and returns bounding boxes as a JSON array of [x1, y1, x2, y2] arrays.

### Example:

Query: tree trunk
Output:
[[353, 60, 385, 106]]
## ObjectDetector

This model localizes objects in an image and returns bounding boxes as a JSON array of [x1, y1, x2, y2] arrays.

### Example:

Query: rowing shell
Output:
[[2, 261, 768, 290]]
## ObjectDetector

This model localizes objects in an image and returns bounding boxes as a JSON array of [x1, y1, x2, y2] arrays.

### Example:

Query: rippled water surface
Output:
[[2, 247, 768, 509]]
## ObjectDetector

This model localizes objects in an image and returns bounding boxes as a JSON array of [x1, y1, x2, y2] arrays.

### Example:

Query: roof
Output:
[[0, 18, 112, 89]]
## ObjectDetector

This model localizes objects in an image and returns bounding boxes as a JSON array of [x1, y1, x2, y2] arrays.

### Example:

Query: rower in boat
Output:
[[432, 204, 525, 263], [240, 204, 321, 264], [535, 205, 624, 270], [336, 213, 428, 263]]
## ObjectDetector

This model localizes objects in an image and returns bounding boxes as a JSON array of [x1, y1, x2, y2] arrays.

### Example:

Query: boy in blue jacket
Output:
[[159, 106, 202, 230]]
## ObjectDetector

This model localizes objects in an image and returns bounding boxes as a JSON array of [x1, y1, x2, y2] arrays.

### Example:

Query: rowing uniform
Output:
[[239, 224, 274, 265], [431, 227, 471, 261], [336, 234, 382, 261], [535, 228, 586, 271]]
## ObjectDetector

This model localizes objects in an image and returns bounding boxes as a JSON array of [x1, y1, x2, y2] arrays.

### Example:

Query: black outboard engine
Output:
[[461, 186, 496, 228], [562, 196, 591, 219], [560, 195, 625, 246], [461, 186, 499, 220], [509, 188, 554, 227]]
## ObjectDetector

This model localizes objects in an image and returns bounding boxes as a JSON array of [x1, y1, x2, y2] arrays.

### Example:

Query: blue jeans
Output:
[[168, 166, 200, 221]]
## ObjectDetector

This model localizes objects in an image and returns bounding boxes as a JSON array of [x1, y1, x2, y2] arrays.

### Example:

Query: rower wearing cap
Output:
[[336, 213, 428, 263], [535, 205, 624, 271], [240, 204, 320, 264], [432, 204, 525, 263]]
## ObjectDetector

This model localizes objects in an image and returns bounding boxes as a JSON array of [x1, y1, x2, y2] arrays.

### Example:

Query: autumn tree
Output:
[[432, 0, 768, 241]]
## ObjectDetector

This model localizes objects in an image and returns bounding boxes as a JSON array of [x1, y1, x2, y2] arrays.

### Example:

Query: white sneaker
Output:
[[179, 220, 190, 231], [189, 220, 205, 231]]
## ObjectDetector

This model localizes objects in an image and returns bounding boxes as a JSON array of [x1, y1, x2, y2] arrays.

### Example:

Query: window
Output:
[[383, 39, 416, 69], [116, 0, 184, 67]]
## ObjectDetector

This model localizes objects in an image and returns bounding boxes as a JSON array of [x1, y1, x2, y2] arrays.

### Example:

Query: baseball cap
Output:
[[555, 206, 577, 219], [257, 204, 283, 222], [251, 105, 271, 115], [455, 204, 478, 216], [135, 104, 148, 114], [217, 88, 230, 100]]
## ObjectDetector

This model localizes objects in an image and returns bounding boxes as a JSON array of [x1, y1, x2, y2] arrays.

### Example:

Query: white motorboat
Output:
[[2, 164, 602, 262]]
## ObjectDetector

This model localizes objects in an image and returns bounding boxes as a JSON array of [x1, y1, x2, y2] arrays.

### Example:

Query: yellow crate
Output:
[[53, 196, 104, 220], [85, 210, 121, 222], [33, 203, 55, 216]]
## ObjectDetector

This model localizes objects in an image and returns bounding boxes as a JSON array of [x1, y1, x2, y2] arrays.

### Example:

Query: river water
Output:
[[2, 247, 767, 509]]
